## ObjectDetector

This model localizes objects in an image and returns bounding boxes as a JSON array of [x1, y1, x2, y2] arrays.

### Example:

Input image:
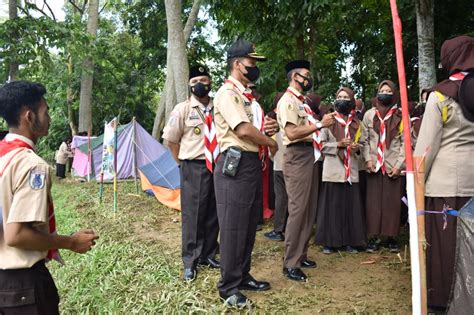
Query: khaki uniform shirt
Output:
[[277, 87, 313, 145], [213, 76, 258, 152], [361, 108, 405, 173], [55, 142, 72, 164], [414, 92, 474, 197], [321, 128, 360, 183], [162, 97, 213, 160], [0, 134, 50, 270]]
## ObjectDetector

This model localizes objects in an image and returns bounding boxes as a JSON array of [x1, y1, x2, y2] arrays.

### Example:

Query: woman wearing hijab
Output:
[[414, 35, 474, 311], [316, 87, 366, 254], [361, 80, 405, 253]]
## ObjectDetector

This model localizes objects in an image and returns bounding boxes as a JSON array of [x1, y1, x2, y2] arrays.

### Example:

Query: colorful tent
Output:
[[71, 120, 181, 210]]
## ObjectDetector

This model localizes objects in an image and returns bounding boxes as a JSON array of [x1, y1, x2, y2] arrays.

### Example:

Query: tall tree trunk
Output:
[[416, 0, 436, 99], [67, 55, 78, 135], [8, 0, 19, 81], [78, 0, 99, 133], [152, 0, 201, 139]]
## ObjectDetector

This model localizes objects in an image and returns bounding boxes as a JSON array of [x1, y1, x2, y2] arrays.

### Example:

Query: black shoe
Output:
[[387, 238, 400, 253], [183, 268, 196, 282], [198, 257, 220, 269], [283, 268, 307, 282], [346, 246, 359, 254], [366, 238, 380, 253], [256, 224, 263, 231], [323, 246, 335, 254], [220, 292, 250, 308], [239, 277, 271, 291], [264, 230, 284, 241], [301, 259, 317, 268]]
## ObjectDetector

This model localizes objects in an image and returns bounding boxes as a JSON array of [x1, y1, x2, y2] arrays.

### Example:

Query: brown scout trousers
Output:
[[283, 146, 320, 268], [180, 160, 219, 269], [213, 152, 262, 297]]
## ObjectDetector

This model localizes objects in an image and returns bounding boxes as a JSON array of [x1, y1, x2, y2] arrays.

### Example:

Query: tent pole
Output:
[[132, 117, 139, 194], [99, 121, 106, 204], [113, 118, 118, 212], [389, 1, 425, 314], [87, 126, 91, 182]]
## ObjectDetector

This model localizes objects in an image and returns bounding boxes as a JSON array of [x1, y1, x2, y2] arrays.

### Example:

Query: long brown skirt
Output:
[[425, 197, 469, 308], [365, 171, 403, 237], [316, 182, 366, 247]]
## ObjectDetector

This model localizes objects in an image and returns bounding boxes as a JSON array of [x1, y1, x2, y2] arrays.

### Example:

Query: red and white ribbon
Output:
[[449, 71, 468, 81], [204, 108, 219, 173], [303, 104, 322, 162], [375, 105, 398, 174], [334, 111, 355, 184]]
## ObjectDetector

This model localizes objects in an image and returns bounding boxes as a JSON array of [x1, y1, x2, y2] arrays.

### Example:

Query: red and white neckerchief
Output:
[[449, 71, 468, 81], [334, 111, 355, 184], [286, 88, 322, 162], [375, 105, 398, 174], [0, 136, 63, 265], [225, 79, 267, 166], [203, 106, 219, 173]]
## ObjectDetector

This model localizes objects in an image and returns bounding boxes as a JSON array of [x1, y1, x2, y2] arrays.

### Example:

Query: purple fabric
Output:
[[72, 122, 168, 181]]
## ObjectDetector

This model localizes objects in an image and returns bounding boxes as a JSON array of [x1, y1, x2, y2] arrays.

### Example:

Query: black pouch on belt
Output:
[[222, 146, 241, 177]]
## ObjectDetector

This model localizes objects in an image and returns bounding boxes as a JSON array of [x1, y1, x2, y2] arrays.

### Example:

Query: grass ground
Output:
[[49, 179, 412, 314]]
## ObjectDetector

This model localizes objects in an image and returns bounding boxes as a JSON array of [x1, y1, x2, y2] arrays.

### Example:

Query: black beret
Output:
[[189, 65, 210, 80], [285, 60, 311, 74]]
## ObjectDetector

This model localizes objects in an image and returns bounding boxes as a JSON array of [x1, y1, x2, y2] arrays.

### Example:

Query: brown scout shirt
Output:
[[360, 108, 405, 173], [162, 97, 213, 160], [320, 128, 360, 183], [277, 87, 313, 146], [55, 141, 72, 165], [414, 92, 474, 197], [0, 134, 50, 270], [213, 76, 258, 153]]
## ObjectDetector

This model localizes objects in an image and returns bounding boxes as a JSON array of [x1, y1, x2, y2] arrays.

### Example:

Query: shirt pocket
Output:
[[184, 119, 204, 138]]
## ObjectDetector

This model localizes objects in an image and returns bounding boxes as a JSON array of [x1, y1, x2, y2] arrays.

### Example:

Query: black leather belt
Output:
[[287, 141, 313, 148], [221, 150, 259, 159]]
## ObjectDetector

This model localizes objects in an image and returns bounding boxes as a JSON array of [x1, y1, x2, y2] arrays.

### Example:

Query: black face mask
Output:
[[377, 93, 393, 106], [335, 100, 353, 115], [242, 65, 260, 82], [190, 83, 211, 98], [295, 73, 313, 92]]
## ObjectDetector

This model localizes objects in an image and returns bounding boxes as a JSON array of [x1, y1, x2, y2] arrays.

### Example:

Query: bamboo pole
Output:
[[414, 156, 427, 314]]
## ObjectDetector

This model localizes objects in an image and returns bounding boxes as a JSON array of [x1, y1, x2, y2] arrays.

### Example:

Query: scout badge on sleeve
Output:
[[29, 170, 46, 190]]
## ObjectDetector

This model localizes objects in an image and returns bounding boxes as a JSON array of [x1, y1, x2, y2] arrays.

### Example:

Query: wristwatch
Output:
[[315, 122, 323, 130]]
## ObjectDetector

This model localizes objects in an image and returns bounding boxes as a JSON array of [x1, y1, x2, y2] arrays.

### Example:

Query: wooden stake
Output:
[[414, 156, 427, 315]]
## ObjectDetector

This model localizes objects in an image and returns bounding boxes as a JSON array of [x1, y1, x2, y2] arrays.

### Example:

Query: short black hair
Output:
[[227, 57, 244, 72], [0, 81, 47, 128]]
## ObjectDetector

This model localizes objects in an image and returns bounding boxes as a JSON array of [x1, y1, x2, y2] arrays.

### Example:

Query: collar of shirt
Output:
[[190, 95, 213, 112], [5, 133, 36, 151], [227, 76, 252, 96], [287, 86, 304, 103]]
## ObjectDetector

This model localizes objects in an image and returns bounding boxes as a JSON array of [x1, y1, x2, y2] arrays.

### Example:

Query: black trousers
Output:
[[273, 170, 288, 233], [0, 260, 59, 315], [214, 152, 262, 297], [55, 163, 66, 179], [180, 160, 219, 269]]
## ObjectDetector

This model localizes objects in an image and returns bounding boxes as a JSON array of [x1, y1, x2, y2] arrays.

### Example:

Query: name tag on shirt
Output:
[[299, 105, 305, 111], [188, 112, 200, 120]]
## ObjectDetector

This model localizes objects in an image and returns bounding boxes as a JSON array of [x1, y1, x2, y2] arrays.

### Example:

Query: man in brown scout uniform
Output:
[[213, 38, 278, 307], [0, 81, 98, 314], [277, 60, 335, 282], [162, 65, 220, 282]]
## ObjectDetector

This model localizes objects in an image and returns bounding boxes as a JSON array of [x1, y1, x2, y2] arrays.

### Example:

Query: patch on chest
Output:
[[188, 111, 200, 120], [29, 170, 46, 190]]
